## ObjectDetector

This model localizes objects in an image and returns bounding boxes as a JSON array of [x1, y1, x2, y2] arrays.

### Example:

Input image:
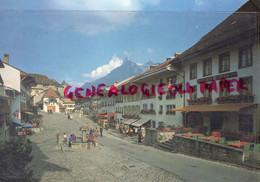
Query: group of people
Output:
[[47, 110, 53, 114], [118, 124, 146, 143], [18, 128, 32, 136], [62, 133, 76, 147], [67, 114, 73, 120]]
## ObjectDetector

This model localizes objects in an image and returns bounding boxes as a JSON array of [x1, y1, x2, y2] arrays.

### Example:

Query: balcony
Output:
[[166, 110, 176, 115], [122, 114, 139, 119], [215, 94, 254, 104], [141, 109, 156, 115], [187, 97, 212, 105]]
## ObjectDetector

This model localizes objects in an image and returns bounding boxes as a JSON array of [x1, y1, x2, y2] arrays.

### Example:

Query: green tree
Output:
[[0, 137, 37, 182]]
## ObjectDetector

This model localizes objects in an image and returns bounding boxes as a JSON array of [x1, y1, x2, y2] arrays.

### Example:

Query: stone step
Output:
[[163, 141, 173, 147], [158, 143, 173, 151]]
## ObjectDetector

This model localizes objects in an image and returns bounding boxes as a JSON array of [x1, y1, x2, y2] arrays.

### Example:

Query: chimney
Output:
[[174, 52, 180, 57], [4, 54, 9, 64], [150, 65, 156, 69]]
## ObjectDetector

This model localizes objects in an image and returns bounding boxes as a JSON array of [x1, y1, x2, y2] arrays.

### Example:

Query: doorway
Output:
[[210, 112, 224, 132]]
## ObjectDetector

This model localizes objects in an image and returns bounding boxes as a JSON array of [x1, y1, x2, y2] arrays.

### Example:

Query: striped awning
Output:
[[131, 119, 150, 127]]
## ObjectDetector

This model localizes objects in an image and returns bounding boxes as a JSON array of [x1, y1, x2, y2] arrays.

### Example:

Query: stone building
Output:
[[42, 87, 61, 113], [30, 74, 63, 108]]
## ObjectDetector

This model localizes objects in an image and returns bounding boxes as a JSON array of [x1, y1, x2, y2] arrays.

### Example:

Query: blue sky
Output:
[[0, 0, 248, 87]]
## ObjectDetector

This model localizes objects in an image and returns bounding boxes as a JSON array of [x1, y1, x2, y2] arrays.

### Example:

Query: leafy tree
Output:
[[0, 137, 37, 182]]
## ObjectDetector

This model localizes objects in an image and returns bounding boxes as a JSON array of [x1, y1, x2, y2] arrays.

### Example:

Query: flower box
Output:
[[215, 94, 254, 104], [187, 97, 212, 105]]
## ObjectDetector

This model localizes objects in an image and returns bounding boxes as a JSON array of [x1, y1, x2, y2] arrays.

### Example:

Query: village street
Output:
[[28, 112, 259, 182]]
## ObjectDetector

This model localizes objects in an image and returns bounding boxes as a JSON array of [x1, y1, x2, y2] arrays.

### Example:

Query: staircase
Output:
[[158, 138, 174, 151]]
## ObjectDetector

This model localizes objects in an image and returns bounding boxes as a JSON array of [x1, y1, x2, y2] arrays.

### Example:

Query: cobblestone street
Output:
[[28, 112, 183, 182], [28, 112, 259, 182]]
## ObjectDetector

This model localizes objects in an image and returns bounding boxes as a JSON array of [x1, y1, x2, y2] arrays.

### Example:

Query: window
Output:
[[203, 89, 211, 98], [166, 105, 175, 115], [159, 105, 163, 114], [143, 104, 148, 110], [160, 79, 163, 84], [219, 52, 230, 73], [136, 106, 140, 114], [190, 63, 197, 80], [239, 76, 253, 95], [167, 75, 177, 85], [239, 114, 253, 132], [150, 103, 154, 110], [203, 58, 212, 76], [201, 83, 211, 98], [219, 84, 230, 97], [190, 85, 197, 100], [239, 45, 252, 68]]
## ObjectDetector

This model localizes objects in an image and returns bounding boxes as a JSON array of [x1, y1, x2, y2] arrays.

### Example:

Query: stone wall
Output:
[[172, 135, 249, 164], [144, 128, 175, 147]]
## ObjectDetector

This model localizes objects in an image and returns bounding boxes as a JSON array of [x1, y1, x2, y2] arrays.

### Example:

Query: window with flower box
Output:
[[239, 45, 252, 68], [166, 105, 175, 115], [190, 63, 197, 80], [189, 85, 197, 100], [219, 84, 230, 98], [203, 58, 212, 76], [219, 52, 230, 73], [239, 76, 253, 96]]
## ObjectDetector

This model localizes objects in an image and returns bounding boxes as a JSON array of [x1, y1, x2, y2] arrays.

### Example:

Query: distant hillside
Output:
[[81, 58, 159, 89]]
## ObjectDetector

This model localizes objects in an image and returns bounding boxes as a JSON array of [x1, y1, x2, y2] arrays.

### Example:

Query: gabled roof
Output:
[[43, 87, 60, 98], [105, 76, 136, 91], [132, 58, 173, 82], [62, 98, 75, 104], [171, 0, 260, 64], [30, 74, 62, 87]]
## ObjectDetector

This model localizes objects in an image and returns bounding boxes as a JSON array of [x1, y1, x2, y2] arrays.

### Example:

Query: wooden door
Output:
[[47, 106, 56, 112]]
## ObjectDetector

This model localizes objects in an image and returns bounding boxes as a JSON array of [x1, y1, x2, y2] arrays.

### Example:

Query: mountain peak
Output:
[[145, 59, 155, 65], [123, 57, 132, 63]]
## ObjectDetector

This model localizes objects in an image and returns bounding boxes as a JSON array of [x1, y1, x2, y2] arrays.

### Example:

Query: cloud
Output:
[[67, 81, 86, 88], [83, 55, 123, 80], [147, 48, 154, 54], [48, 0, 161, 35], [51, 0, 160, 10], [194, 0, 204, 6]]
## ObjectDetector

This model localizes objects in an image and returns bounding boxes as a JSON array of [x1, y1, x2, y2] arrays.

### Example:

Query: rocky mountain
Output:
[[81, 58, 159, 89]]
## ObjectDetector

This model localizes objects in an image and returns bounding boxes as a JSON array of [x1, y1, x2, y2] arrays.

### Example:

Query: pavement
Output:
[[28, 112, 183, 182], [27, 112, 260, 182]]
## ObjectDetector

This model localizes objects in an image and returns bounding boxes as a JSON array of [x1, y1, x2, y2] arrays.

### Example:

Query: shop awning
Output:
[[24, 112, 34, 115], [172, 104, 255, 112], [123, 119, 139, 125], [104, 113, 115, 117], [11, 120, 23, 126], [131, 118, 150, 127]]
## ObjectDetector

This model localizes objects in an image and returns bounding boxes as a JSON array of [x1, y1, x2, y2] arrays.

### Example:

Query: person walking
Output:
[[99, 126, 103, 137]]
